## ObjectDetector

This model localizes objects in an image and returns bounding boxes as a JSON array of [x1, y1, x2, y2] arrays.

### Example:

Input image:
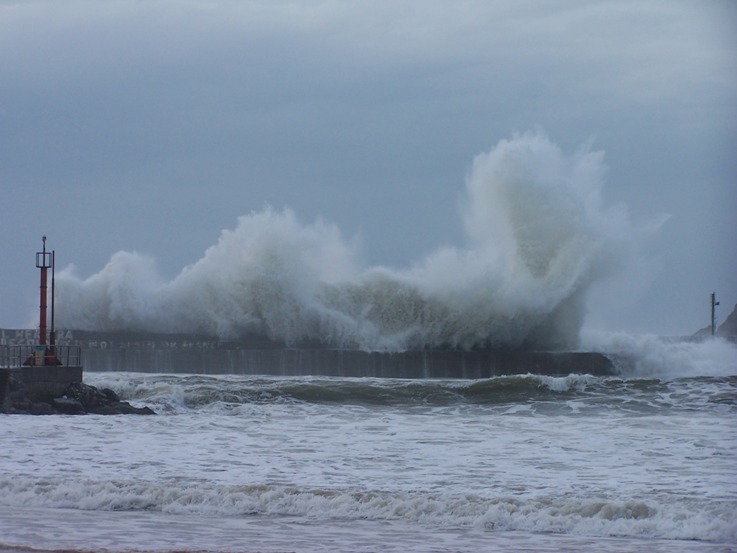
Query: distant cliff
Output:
[[718, 303, 737, 338], [695, 303, 737, 340]]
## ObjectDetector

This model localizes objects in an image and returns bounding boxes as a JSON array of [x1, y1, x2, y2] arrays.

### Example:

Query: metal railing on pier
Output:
[[0, 345, 82, 369]]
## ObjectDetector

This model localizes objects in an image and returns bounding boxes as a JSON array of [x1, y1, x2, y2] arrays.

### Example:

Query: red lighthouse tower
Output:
[[26, 236, 62, 366], [13, 237, 83, 401]]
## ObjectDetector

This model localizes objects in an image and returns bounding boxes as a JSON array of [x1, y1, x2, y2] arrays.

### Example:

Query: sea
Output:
[[1, 336, 736, 553], [3, 133, 736, 551]]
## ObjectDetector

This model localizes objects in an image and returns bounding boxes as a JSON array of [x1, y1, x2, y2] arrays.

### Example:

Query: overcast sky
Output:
[[1, 0, 735, 337]]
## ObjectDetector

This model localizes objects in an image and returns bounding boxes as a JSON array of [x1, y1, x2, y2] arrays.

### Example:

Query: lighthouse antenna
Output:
[[710, 292, 720, 336], [50, 249, 56, 350]]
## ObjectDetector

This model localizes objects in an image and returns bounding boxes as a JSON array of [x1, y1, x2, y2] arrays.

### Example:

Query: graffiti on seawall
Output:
[[0, 329, 220, 351]]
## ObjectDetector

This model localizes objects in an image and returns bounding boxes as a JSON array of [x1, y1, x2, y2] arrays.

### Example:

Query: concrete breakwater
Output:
[[0, 329, 615, 378]]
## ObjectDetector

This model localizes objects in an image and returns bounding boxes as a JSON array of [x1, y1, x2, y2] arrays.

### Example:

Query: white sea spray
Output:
[[55, 131, 638, 351]]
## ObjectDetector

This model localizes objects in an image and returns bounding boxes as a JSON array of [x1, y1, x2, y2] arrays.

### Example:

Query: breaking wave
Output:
[[2, 477, 734, 543], [83, 371, 737, 416], [581, 331, 737, 379], [56, 131, 635, 351]]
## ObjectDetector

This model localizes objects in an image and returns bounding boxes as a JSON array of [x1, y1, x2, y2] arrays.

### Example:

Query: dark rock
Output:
[[65, 381, 108, 410], [62, 381, 155, 415], [52, 397, 86, 415], [4, 372, 155, 415], [90, 402, 156, 416], [101, 387, 120, 402]]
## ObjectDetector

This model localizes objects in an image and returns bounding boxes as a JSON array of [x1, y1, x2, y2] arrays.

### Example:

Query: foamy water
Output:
[[1, 338, 736, 552], [54, 132, 641, 351]]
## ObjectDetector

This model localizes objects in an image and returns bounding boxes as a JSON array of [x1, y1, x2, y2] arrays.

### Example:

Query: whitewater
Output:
[[53, 131, 636, 352], [2, 132, 736, 552], [1, 349, 736, 552]]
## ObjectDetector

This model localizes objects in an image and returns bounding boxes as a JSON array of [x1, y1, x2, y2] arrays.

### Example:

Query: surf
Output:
[[54, 131, 639, 353]]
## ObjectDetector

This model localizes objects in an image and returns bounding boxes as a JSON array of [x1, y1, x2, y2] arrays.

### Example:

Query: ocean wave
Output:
[[55, 131, 638, 352], [1, 477, 734, 543], [581, 332, 737, 379], [83, 372, 737, 416], [86, 373, 597, 409]]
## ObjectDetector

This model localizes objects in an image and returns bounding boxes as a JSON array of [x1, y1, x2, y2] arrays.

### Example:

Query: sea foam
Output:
[[56, 131, 634, 351]]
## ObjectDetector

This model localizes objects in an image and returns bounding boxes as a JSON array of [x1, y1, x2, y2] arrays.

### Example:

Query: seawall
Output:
[[0, 329, 615, 378]]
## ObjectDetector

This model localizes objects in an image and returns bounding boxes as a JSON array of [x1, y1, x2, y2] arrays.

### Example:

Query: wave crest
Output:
[[57, 131, 633, 351]]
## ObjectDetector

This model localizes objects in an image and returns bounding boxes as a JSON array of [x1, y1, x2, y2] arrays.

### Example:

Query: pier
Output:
[[1, 328, 615, 378]]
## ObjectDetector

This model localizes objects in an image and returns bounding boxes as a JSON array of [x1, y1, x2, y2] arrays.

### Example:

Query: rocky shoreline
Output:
[[2, 372, 155, 415]]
